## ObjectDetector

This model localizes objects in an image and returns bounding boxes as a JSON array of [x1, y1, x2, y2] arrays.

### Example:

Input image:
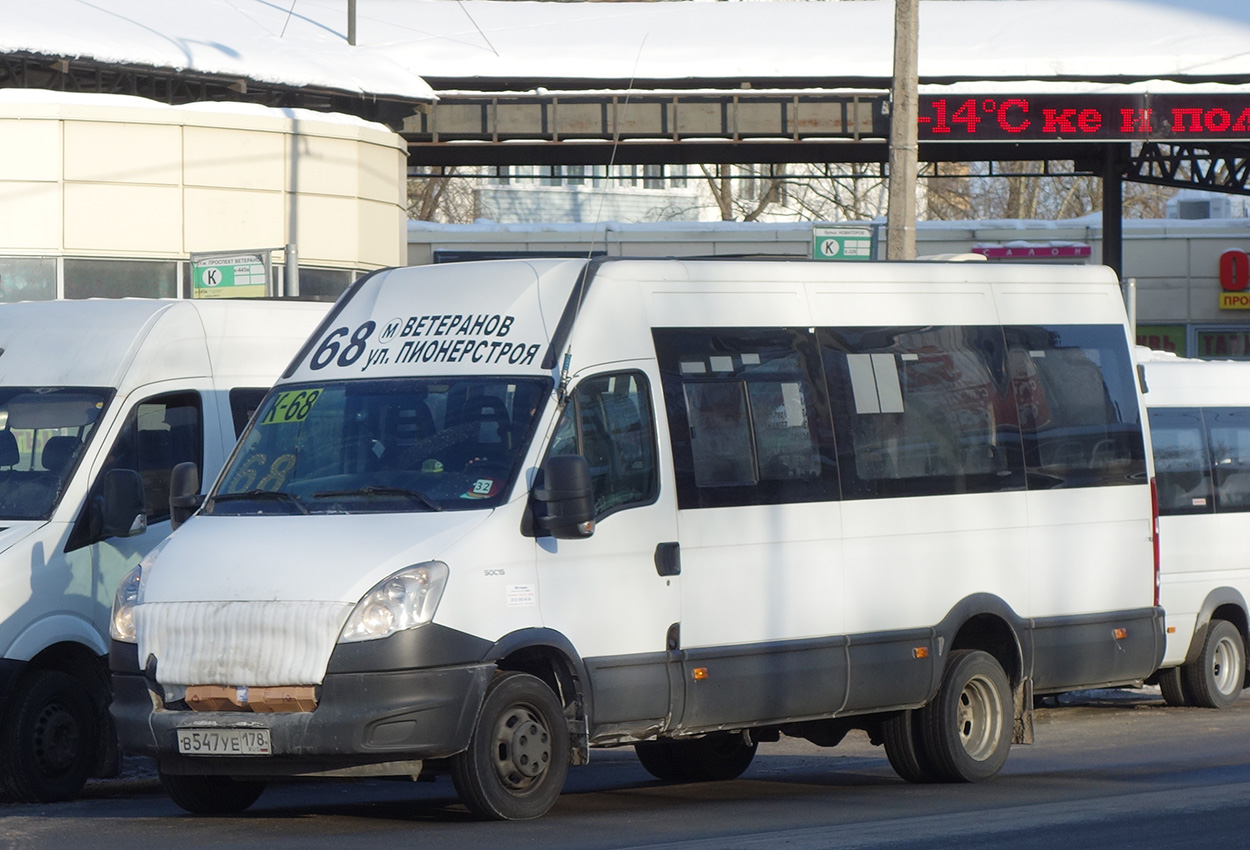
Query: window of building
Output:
[[0, 257, 56, 302], [64, 259, 177, 299]]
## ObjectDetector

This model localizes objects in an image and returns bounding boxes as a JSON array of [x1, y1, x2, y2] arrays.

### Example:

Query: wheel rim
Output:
[[32, 699, 82, 779], [490, 703, 552, 791], [956, 674, 1002, 762], [1211, 634, 1243, 696]]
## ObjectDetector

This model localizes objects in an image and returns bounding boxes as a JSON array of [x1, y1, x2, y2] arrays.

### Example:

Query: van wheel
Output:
[[0, 670, 98, 802], [882, 710, 938, 783], [1184, 620, 1246, 709], [450, 672, 570, 820], [159, 771, 266, 814], [920, 650, 1011, 782], [1156, 666, 1192, 707], [635, 732, 757, 782]]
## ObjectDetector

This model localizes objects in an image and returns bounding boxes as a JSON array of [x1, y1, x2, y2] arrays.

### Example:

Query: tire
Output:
[[450, 671, 570, 820], [1184, 620, 1246, 709], [882, 710, 938, 783], [920, 650, 1011, 783], [635, 732, 757, 783], [159, 771, 266, 815], [0, 670, 99, 803], [1156, 666, 1192, 707]]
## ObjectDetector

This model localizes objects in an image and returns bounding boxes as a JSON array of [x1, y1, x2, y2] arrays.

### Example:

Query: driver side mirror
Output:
[[532, 454, 595, 539], [100, 469, 147, 539], [169, 461, 202, 531]]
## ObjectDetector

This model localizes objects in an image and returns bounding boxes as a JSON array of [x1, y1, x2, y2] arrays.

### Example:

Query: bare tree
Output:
[[407, 167, 477, 223]]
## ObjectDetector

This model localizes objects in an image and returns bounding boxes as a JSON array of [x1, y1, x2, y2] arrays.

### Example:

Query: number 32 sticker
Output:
[[462, 478, 500, 499]]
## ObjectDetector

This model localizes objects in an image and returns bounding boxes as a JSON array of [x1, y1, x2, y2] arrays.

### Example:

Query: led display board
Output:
[[917, 94, 1250, 142]]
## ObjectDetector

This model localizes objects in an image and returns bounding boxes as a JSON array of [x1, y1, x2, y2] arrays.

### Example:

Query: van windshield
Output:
[[207, 378, 552, 515], [0, 387, 110, 520]]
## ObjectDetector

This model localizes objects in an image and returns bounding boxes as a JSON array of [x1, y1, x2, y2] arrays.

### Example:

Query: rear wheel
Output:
[[882, 709, 939, 783], [451, 672, 570, 820], [1156, 666, 1192, 707], [920, 650, 1011, 783], [1184, 620, 1246, 709], [0, 670, 98, 803], [159, 772, 266, 815], [635, 732, 757, 782]]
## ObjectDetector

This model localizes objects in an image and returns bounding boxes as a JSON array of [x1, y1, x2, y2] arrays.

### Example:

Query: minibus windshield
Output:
[[0, 387, 109, 520], [207, 377, 552, 515]]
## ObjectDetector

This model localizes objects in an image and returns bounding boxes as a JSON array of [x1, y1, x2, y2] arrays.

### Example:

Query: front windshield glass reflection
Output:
[[207, 378, 551, 515], [0, 387, 110, 520]]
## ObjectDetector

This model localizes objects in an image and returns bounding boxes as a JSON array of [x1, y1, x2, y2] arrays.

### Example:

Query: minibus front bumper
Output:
[[109, 641, 495, 777]]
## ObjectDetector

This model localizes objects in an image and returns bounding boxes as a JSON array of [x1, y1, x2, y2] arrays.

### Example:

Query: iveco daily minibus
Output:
[[110, 259, 1163, 818], [1140, 349, 1250, 708], [0, 297, 326, 802]]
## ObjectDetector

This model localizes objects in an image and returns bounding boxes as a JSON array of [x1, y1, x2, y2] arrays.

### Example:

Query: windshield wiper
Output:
[[210, 489, 310, 515], [313, 485, 443, 512]]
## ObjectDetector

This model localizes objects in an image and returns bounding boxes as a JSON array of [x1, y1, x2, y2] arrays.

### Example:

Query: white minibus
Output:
[[0, 297, 327, 802], [110, 259, 1163, 819], [1140, 350, 1250, 708]]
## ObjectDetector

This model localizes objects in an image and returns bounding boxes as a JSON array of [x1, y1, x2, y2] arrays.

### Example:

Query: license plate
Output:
[[175, 727, 271, 756]]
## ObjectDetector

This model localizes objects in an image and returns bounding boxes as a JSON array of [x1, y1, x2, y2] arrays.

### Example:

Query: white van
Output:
[[1140, 350, 1250, 708], [110, 259, 1163, 819], [0, 297, 327, 802]]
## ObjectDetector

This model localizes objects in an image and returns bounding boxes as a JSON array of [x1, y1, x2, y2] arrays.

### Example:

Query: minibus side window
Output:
[[228, 387, 269, 439], [1148, 408, 1214, 515], [1206, 407, 1250, 512], [1005, 325, 1146, 489], [67, 391, 202, 550], [546, 372, 658, 518], [820, 326, 1025, 500], [653, 328, 838, 510]]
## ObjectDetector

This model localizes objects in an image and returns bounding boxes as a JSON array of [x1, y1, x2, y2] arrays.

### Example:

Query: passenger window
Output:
[[546, 372, 658, 517], [654, 328, 837, 509], [1206, 408, 1250, 512], [821, 326, 1025, 499], [103, 392, 203, 523], [229, 387, 269, 438], [1148, 408, 1214, 515], [1005, 325, 1146, 489]]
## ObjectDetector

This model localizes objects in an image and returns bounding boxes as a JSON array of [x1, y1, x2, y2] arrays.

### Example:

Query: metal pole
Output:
[[886, 0, 918, 260], [348, 0, 357, 46]]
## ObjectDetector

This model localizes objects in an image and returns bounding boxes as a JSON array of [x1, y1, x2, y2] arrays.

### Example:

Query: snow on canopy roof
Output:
[[4, 0, 1250, 100]]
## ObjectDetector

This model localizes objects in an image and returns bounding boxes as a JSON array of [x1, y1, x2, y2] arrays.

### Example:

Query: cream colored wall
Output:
[[0, 95, 407, 270]]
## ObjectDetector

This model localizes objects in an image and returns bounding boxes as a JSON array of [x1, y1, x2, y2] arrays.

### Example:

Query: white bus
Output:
[[110, 259, 1163, 819], [0, 298, 327, 803], [1141, 351, 1250, 708]]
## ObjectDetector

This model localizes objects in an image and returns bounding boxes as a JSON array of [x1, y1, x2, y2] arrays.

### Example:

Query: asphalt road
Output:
[[4, 688, 1249, 850]]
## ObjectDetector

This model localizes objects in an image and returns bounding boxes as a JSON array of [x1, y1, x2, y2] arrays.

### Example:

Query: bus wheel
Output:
[[160, 772, 265, 814], [451, 672, 570, 820], [882, 710, 938, 783], [1184, 620, 1246, 709], [1156, 666, 1192, 707], [920, 650, 1011, 782], [635, 732, 757, 783], [0, 670, 98, 803]]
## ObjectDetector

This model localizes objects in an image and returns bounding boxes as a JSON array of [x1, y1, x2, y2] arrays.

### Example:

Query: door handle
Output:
[[654, 541, 680, 577]]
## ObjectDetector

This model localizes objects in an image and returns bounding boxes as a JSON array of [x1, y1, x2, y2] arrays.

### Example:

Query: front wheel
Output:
[[159, 772, 266, 815], [0, 670, 99, 803], [1184, 620, 1246, 709], [920, 650, 1011, 783], [450, 672, 570, 820]]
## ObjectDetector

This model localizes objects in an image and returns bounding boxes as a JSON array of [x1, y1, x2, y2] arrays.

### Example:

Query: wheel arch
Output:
[[933, 594, 1028, 688], [485, 627, 590, 762]]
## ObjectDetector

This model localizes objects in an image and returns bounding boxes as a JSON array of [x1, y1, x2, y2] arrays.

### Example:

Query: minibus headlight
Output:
[[338, 562, 449, 643], [109, 565, 144, 644]]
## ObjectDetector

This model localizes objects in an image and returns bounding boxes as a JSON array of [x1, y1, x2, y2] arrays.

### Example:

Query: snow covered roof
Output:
[[3, 1, 1250, 103]]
